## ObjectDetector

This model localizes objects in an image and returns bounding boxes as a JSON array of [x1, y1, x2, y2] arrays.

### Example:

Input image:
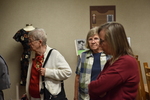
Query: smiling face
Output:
[[88, 34, 101, 53]]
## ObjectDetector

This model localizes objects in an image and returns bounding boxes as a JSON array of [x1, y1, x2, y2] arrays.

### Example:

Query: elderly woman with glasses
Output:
[[23, 28, 72, 100], [88, 22, 139, 100], [74, 27, 109, 100]]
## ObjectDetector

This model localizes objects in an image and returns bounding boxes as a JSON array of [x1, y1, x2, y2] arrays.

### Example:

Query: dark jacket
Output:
[[0, 55, 10, 90]]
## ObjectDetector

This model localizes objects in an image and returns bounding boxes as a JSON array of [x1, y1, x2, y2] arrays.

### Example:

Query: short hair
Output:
[[28, 28, 47, 45], [98, 22, 134, 59], [86, 27, 99, 49]]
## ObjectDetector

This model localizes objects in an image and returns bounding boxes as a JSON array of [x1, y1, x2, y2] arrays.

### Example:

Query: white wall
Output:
[[0, 0, 150, 99]]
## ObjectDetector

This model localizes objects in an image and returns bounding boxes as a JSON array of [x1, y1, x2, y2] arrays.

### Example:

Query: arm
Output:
[[74, 55, 82, 100], [89, 69, 122, 98], [0, 56, 10, 90], [88, 59, 124, 99], [74, 75, 79, 100], [88, 56, 138, 99], [45, 50, 72, 80]]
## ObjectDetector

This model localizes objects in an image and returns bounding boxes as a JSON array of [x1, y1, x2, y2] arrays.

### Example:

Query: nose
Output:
[[91, 39, 96, 43]]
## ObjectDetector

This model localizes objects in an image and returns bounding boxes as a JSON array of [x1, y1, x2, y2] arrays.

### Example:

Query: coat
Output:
[[26, 46, 72, 100]]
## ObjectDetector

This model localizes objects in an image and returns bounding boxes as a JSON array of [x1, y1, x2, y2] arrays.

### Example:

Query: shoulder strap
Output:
[[42, 49, 53, 83], [42, 49, 53, 68], [40, 49, 64, 95], [40, 49, 53, 94]]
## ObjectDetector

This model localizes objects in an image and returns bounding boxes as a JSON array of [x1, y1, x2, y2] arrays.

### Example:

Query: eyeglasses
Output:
[[88, 38, 100, 42], [100, 38, 105, 44], [28, 39, 38, 43]]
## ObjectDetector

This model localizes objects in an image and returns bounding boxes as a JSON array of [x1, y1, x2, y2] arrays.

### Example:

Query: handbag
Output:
[[40, 49, 68, 100]]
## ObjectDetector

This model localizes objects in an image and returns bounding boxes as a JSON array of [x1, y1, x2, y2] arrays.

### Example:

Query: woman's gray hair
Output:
[[86, 27, 99, 49], [28, 28, 47, 45]]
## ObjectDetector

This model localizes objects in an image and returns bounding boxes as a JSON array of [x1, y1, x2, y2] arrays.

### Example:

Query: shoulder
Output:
[[80, 50, 92, 58], [16, 29, 27, 34], [119, 55, 136, 63], [0, 56, 7, 68], [45, 46, 59, 55], [47, 48, 65, 59], [0, 55, 5, 63], [114, 55, 138, 70], [81, 50, 92, 56], [51, 49, 62, 56]]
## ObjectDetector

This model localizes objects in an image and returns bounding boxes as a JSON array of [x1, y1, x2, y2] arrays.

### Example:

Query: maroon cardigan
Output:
[[88, 55, 139, 100]]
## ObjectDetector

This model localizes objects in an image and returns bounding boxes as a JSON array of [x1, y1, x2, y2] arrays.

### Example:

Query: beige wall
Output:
[[0, 0, 150, 99]]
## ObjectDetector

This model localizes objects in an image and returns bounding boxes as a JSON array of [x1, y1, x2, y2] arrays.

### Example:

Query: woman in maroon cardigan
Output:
[[88, 22, 139, 100]]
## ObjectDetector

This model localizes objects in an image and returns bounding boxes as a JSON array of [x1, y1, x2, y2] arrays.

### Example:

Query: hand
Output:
[[38, 67, 46, 76]]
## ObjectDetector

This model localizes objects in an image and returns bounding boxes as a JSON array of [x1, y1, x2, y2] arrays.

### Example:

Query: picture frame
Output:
[[74, 39, 88, 56], [90, 6, 116, 28]]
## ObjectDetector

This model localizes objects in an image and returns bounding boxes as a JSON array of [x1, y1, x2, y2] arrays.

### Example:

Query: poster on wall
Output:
[[90, 6, 116, 29], [75, 39, 89, 56], [127, 37, 131, 46]]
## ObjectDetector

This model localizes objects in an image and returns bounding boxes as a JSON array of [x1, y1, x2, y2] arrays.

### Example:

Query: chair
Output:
[[135, 55, 147, 100], [143, 62, 150, 99]]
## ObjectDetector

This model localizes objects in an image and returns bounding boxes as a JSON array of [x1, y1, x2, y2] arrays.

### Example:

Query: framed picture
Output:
[[75, 39, 88, 56], [90, 6, 116, 28], [127, 37, 131, 46], [107, 15, 114, 23]]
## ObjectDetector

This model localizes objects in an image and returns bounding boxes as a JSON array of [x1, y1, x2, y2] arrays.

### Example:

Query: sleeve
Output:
[[88, 58, 127, 98], [45, 50, 72, 81], [75, 55, 81, 75], [0, 58, 5, 77], [0, 56, 10, 90], [13, 29, 24, 42]]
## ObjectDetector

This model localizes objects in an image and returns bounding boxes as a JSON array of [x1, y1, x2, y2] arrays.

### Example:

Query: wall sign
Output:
[[90, 6, 116, 28]]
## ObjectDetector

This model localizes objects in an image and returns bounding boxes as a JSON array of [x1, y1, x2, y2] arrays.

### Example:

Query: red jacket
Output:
[[88, 55, 139, 100]]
